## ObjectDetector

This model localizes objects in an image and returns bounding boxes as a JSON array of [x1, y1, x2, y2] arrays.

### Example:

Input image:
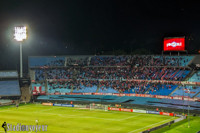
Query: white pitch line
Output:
[[35, 111, 141, 122], [58, 113, 141, 121], [128, 118, 175, 133], [117, 115, 141, 121]]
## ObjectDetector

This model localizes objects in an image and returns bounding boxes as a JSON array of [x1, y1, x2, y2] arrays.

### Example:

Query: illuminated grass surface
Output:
[[152, 116, 200, 133], [0, 104, 178, 133]]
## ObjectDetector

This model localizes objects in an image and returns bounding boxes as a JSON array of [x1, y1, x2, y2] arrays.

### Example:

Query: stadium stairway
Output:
[[70, 85, 74, 93], [193, 91, 200, 98], [169, 69, 196, 96], [20, 85, 31, 102], [184, 70, 197, 81], [144, 83, 151, 94], [169, 85, 180, 96], [96, 84, 100, 93], [187, 55, 196, 67]]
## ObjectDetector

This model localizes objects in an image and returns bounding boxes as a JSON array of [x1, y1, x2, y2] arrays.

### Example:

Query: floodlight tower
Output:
[[14, 26, 27, 78], [187, 88, 190, 128]]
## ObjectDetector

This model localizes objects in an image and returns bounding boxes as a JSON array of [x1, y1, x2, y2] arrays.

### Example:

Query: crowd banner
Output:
[[54, 92, 61, 95], [172, 96, 183, 100], [105, 93, 113, 95], [93, 93, 103, 95], [42, 103, 53, 106], [83, 93, 92, 95], [183, 97, 196, 101], [45, 92, 198, 102], [67, 93, 83, 95], [156, 95, 172, 99], [112, 93, 120, 96]]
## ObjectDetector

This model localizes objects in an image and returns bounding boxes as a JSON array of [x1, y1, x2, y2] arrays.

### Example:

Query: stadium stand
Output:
[[29, 56, 65, 67], [171, 86, 200, 98], [152, 56, 194, 67], [0, 99, 14, 105], [34, 67, 190, 81], [29, 55, 197, 98], [171, 71, 200, 98], [0, 80, 21, 96], [188, 71, 200, 82]]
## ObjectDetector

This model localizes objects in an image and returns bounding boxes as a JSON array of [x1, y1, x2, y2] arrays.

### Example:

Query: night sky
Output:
[[0, 0, 200, 70]]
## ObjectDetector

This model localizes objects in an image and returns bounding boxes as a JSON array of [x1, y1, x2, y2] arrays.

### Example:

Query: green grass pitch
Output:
[[152, 115, 200, 133], [0, 103, 194, 133]]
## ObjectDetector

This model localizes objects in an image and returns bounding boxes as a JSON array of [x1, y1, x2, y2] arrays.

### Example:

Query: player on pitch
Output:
[[2, 122, 7, 133]]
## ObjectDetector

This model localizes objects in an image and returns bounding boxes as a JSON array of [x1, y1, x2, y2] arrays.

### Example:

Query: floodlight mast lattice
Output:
[[14, 26, 27, 78]]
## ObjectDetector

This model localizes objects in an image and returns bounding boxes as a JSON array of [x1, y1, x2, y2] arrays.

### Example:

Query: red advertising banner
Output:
[[108, 107, 120, 111], [54, 92, 61, 95], [156, 95, 172, 99], [164, 37, 185, 51], [160, 112, 174, 116], [40, 91, 46, 95], [121, 108, 133, 112], [108, 107, 133, 112], [129, 94, 136, 96], [32, 91, 38, 95], [42, 103, 53, 106]]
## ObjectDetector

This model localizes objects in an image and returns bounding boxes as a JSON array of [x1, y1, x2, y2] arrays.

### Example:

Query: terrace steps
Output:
[[169, 85, 180, 96], [70, 85, 74, 93], [96, 84, 100, 93], [193, 91, 200, 98], [184, 70, 197, 81], [20, 85, 31, 102]]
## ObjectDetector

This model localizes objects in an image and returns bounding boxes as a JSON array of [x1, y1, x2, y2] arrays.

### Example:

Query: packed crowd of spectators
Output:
[[47, 79, 176, 95], [44, 59, 65, 67], [35, 67, 189, 81], [32, 55, 193, 94], [90, 56, 152, 66], [66, 57, 89, 66], [151, 56, 191, 66]]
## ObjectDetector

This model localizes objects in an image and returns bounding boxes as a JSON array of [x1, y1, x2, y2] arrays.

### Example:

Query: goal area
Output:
[[89, 103, 108, 111]]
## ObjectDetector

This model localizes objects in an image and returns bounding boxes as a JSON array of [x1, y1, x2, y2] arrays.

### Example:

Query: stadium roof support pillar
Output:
[[20, 43, 23, 78]]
